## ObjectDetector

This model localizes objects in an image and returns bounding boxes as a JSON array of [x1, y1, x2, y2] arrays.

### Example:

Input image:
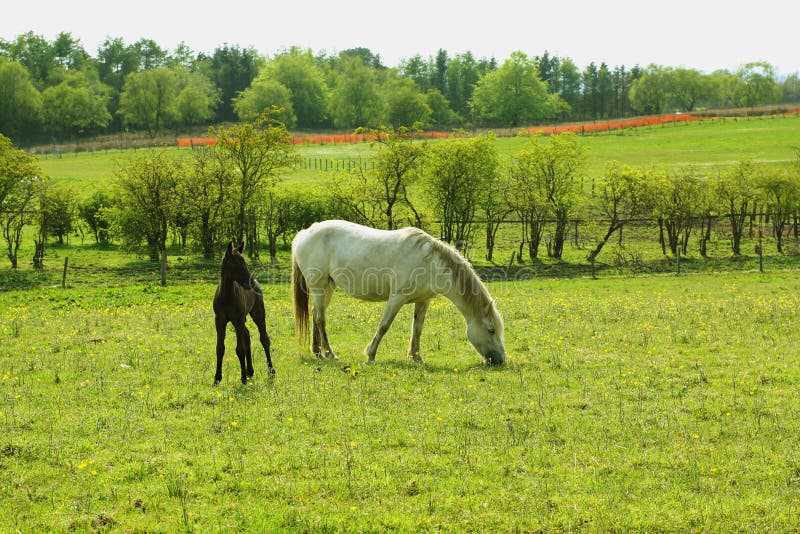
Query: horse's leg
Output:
[[364, 295, 406, 362], [311, 284, 336, 359], [312, 317, 321, 356], [250, 300, 275, 375], [407, 300, 430, 362], [232, 318, 250, 384], [243, 325, 254, 379], [214, 315, 227, 385]]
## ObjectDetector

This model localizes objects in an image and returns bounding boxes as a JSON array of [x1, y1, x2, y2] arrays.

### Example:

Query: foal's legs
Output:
[[232, 318, 251, 384], [250, 300, 275, 375], [214, 316, 228, 385], [311, 284, 336, 359], [365, 295, 406, 361], [407, 300, 430, 362]]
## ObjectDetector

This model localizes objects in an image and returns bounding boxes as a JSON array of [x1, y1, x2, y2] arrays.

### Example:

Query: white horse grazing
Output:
[[291, 220, 505, 365]]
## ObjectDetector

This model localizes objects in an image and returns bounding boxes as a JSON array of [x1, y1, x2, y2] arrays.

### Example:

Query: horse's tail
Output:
[[292, 256, 310, 345]]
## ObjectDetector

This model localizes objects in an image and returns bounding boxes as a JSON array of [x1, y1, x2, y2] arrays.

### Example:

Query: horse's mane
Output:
[[403, 227, 492, 312]]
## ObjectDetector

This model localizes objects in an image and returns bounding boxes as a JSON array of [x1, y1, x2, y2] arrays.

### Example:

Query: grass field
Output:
[[38, 114, 800, 196], [3, 113, 799, 531], [1, 271, 799, 531]]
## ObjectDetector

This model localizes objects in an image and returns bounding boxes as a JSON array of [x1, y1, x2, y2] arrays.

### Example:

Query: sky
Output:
[[4, 0, 799, 76]]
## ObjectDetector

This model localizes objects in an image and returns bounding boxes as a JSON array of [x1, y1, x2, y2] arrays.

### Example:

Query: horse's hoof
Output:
[[268, 368, 276, 376]]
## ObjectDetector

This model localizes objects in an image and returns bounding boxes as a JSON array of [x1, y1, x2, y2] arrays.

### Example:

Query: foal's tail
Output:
[[292, 256, 310, 345]]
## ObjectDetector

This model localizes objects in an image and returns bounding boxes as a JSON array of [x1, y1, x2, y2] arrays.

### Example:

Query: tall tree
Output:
[[713, 160, 760, 255], [329, 57, 381, 129], [199, 45, 261, 122], [41, 70, 111, 139], [118, 67, 178, 137], [0, 134, 41, 268], [424, 135, 498, 247], [256, 47, 328, 128], [471, 51, 552, 127], [210, 111, 296, 250], [587, 162, 655, 263], [233, 78, 295, 125], [733, 62, 781, 108], [630, 64, 670, 115], [0, 59, 42, 142], [114, 152, 181, 263], [381, 78, 431, 129], [445, 52, 480, 119], [515, 133, 587, 258]]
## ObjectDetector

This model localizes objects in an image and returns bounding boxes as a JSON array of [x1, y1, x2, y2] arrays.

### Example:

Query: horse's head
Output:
[[466, 299, 506, 365], [221, 242, 252, 289]]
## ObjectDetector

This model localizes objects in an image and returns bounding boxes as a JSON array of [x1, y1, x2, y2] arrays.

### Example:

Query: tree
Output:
[[471, 51, 552, 127], [198, 45, 261, 122], [515, 133, 587, 259], [630, 65, 669, 114], [329, 57, 381, 129], [670, 67, 713, 112], [444, 52, 481, 119], [4, 32, 57, 87], [261, 47, 328, 129], [381, 78, 431, 129], [114, 152, 181, 265], [733, 62, 780, 108], [424, 135, 498, 248], [233, 78, 295, 126], [425, 89, 462, 129], [334, 126, 425, 230], [41, 71, 111, 139], [78, 190, 116, 245], [210, 111, 296, 252], [713, 160, 760, 255], [505, 156, 547, 260], [587, 162, 656, 263], [0, 59, 42, 142], [654, 168, 704, 256], [758, 165, 799, 253], [175, 71, 218, 127], [0, 134, 41, 268], [118, 67, 178, 137], [175, 148, 231, 259]]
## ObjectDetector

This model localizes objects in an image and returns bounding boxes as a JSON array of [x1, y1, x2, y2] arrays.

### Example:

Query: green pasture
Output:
[[3, 113, 799, 531], [38, 114, 800, 196], [1, 272, 799, 531]]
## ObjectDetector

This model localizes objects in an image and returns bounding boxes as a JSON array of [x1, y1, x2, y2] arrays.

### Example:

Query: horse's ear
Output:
[[226, 242, 234, 255], [485, 299, 498, 314], [236, 242, 245, 254]]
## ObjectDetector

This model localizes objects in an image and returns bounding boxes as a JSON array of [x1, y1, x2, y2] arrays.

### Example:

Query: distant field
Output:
[[38, 114, 800, 196]]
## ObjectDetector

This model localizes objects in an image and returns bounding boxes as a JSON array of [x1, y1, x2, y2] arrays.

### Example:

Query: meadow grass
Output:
[[1, 269, 799, 532], [38, 114, 800, 197], [5, 113, 799, 531]]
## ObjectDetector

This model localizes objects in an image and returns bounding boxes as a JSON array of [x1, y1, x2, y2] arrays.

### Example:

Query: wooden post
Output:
[[62, 257, 69, 288], [757, 229, 764, 273], [160, 252, 167, 286]]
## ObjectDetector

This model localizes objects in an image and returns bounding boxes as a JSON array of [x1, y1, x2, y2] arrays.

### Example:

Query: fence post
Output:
[[62, 257, 69, 288], [160, 252, 167, 286]]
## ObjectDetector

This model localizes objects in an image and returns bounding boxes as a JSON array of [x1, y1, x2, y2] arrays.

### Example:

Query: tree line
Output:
[[2, 31, 799, 145], [2, 117, 799, 275]]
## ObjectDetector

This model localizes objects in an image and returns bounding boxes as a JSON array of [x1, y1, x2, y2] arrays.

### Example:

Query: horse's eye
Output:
[[488, 328, 496, 336]]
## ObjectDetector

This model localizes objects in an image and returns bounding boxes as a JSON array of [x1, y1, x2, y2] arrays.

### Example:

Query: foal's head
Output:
[[221, 242, 252, 289]]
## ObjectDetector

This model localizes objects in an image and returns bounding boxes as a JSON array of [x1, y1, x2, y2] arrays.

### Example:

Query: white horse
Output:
[[291, 220, 505, 365]]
